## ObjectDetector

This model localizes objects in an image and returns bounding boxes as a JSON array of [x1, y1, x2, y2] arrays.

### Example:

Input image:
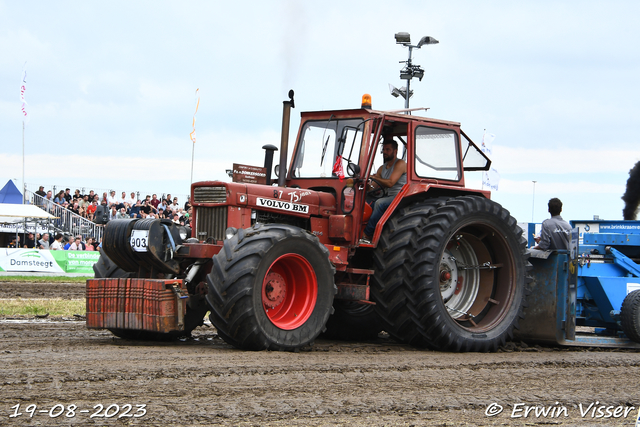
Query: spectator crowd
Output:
[[8, 232, 98, 251], [35, 187, 192, 227], [26, 187, 193, 250]]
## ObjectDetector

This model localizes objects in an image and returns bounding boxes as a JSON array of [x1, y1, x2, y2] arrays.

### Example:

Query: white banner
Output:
[[0, 223, 50, 234], [0, 248, 64, 273]]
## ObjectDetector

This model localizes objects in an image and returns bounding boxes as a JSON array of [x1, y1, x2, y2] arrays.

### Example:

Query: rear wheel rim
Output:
[[440, 237, 480, 318], [440, 228, 516, 332], [262, 253, 318, 330]]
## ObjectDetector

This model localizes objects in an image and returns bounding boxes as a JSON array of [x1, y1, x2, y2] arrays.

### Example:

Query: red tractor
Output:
[[88, 91, 531, 352]]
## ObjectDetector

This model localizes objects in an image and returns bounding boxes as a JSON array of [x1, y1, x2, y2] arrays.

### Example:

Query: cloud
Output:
[[0, 127, 284, 194], [495, 179, 623, 195], [491, 145, 640, 174]]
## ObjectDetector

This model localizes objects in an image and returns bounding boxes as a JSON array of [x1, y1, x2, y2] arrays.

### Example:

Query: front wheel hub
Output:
[[263, 272, 286, 309]]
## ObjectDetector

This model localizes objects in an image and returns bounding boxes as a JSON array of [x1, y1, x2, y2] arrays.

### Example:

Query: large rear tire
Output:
[[372, 196, 531, 352], [206, 224, 336, 351], [621, 290, 640, 343], [370, 202, 436, 345]]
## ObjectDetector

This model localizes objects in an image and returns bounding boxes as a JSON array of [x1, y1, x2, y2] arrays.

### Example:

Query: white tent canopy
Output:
[[0, 203, 56, 224]]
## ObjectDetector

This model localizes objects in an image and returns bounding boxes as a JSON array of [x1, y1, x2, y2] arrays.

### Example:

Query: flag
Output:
[[482, 167, 500, 191], [481, 130, 499, 191], [20, 63, 29, 123], [332, 155, 345, 181], [480, 130, 494, 156], [189, 88, 200, 143]]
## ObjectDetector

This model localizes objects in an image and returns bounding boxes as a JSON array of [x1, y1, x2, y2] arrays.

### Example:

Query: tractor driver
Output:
[[361, 138, 407, 243]]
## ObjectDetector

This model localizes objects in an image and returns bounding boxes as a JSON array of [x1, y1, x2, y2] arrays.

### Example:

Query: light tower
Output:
[[389, 32, 439, 111]]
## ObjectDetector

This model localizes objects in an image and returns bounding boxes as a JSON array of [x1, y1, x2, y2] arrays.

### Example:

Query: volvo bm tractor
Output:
[[88, 91, 531, 352]]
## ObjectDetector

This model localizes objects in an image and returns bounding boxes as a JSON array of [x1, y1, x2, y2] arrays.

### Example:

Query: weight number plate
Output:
[[130, 230, 149, 252]]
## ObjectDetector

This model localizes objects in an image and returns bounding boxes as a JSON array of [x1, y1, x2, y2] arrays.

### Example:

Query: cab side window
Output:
[[414, 126, 460, 181]]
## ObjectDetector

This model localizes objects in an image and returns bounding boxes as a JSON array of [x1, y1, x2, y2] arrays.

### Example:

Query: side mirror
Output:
[[346, 162, 360, 177], [341, 186, 355, 214]]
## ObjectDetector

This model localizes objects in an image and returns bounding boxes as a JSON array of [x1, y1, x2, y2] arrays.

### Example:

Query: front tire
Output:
[[206, 224, 336, 351]]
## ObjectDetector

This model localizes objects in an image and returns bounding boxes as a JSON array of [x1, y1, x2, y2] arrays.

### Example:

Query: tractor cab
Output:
[[286, 95, 491, 247]]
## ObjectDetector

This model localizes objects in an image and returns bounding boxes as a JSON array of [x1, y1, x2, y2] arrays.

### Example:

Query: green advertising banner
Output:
[[0, 248, 99, 274], [49, 251, 100, 274]]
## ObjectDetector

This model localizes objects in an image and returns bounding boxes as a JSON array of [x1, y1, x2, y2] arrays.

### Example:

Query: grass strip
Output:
[[0, 276, 89, 283], [0, 298, 85, 316]]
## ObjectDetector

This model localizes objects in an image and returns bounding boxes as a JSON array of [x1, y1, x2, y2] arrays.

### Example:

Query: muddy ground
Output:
[[1, 281, 640, 426]]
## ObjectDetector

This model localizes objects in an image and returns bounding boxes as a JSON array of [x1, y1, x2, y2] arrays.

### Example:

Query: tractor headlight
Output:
[[179, 226, 191, 241], [225, 227, 238, 240]]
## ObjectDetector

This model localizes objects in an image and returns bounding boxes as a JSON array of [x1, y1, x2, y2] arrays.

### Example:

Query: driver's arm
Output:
[[368, 166, 384, 190], [371, 166, 383, 180], [373, 160, 407, 188]]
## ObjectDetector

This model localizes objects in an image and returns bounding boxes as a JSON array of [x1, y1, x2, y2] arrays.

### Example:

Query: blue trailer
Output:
[[516, 220, 640, 348]]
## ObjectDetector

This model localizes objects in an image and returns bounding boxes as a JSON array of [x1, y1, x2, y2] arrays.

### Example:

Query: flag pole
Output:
[[481, 129, 485, 191], [189, 89, 200, 187], [190, 141, 195, 186], [21, 63, 27, 205], [22, 121, 25, 204]]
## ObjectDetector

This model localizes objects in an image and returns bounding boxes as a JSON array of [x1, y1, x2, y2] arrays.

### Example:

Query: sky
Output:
[[1, 0, 639, 224]]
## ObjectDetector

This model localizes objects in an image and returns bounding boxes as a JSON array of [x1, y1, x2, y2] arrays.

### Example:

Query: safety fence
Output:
[[29, 191, 104, 242]]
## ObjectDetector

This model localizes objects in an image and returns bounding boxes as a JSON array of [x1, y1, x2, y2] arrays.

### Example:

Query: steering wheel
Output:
[[366, 178, 388, 200]]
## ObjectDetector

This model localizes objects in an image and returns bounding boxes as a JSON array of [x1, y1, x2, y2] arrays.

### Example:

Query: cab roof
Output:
[[300, 107, 461, 127]]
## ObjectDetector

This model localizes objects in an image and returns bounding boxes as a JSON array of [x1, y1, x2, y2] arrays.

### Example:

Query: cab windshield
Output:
[[291, 118, 364, 178]]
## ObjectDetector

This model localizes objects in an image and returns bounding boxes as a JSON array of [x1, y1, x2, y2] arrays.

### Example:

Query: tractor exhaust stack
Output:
[[262, 144, 278, 186], [277, 90, 295, 187]]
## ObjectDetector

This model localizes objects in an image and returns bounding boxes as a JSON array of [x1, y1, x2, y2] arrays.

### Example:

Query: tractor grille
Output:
[[196, 206, 227, 242], [193, 186, 227, 203]]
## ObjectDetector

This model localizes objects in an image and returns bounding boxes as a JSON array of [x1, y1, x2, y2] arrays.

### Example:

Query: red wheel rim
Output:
[[262, 253, 318, 330]]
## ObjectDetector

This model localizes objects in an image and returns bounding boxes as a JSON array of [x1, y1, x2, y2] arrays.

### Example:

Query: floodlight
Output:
[[400, 70, 412, 80], [413, 67, 424, 81], [389, 84, 402, 98], [388, 84, 412, 100], [395, 32, 411, 44], [417, 36, 439, 48]]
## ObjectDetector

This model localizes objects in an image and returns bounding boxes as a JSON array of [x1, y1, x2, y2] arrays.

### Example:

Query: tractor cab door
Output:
[[365, 118, 409, 180]]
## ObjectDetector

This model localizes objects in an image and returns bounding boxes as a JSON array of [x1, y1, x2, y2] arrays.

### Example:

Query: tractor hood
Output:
[[191, 181, 337, 218]]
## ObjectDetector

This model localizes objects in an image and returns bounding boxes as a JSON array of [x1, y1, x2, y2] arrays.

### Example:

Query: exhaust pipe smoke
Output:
[[622, 160, 640, 220]]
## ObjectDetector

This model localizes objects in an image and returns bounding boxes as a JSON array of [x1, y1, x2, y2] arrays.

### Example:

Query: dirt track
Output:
[[1, 281, 640, 426]]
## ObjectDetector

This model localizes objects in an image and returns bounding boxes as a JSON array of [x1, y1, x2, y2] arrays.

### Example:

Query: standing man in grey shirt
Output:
[[534, 198, 572, 250], [38, 233, 50, 250]]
